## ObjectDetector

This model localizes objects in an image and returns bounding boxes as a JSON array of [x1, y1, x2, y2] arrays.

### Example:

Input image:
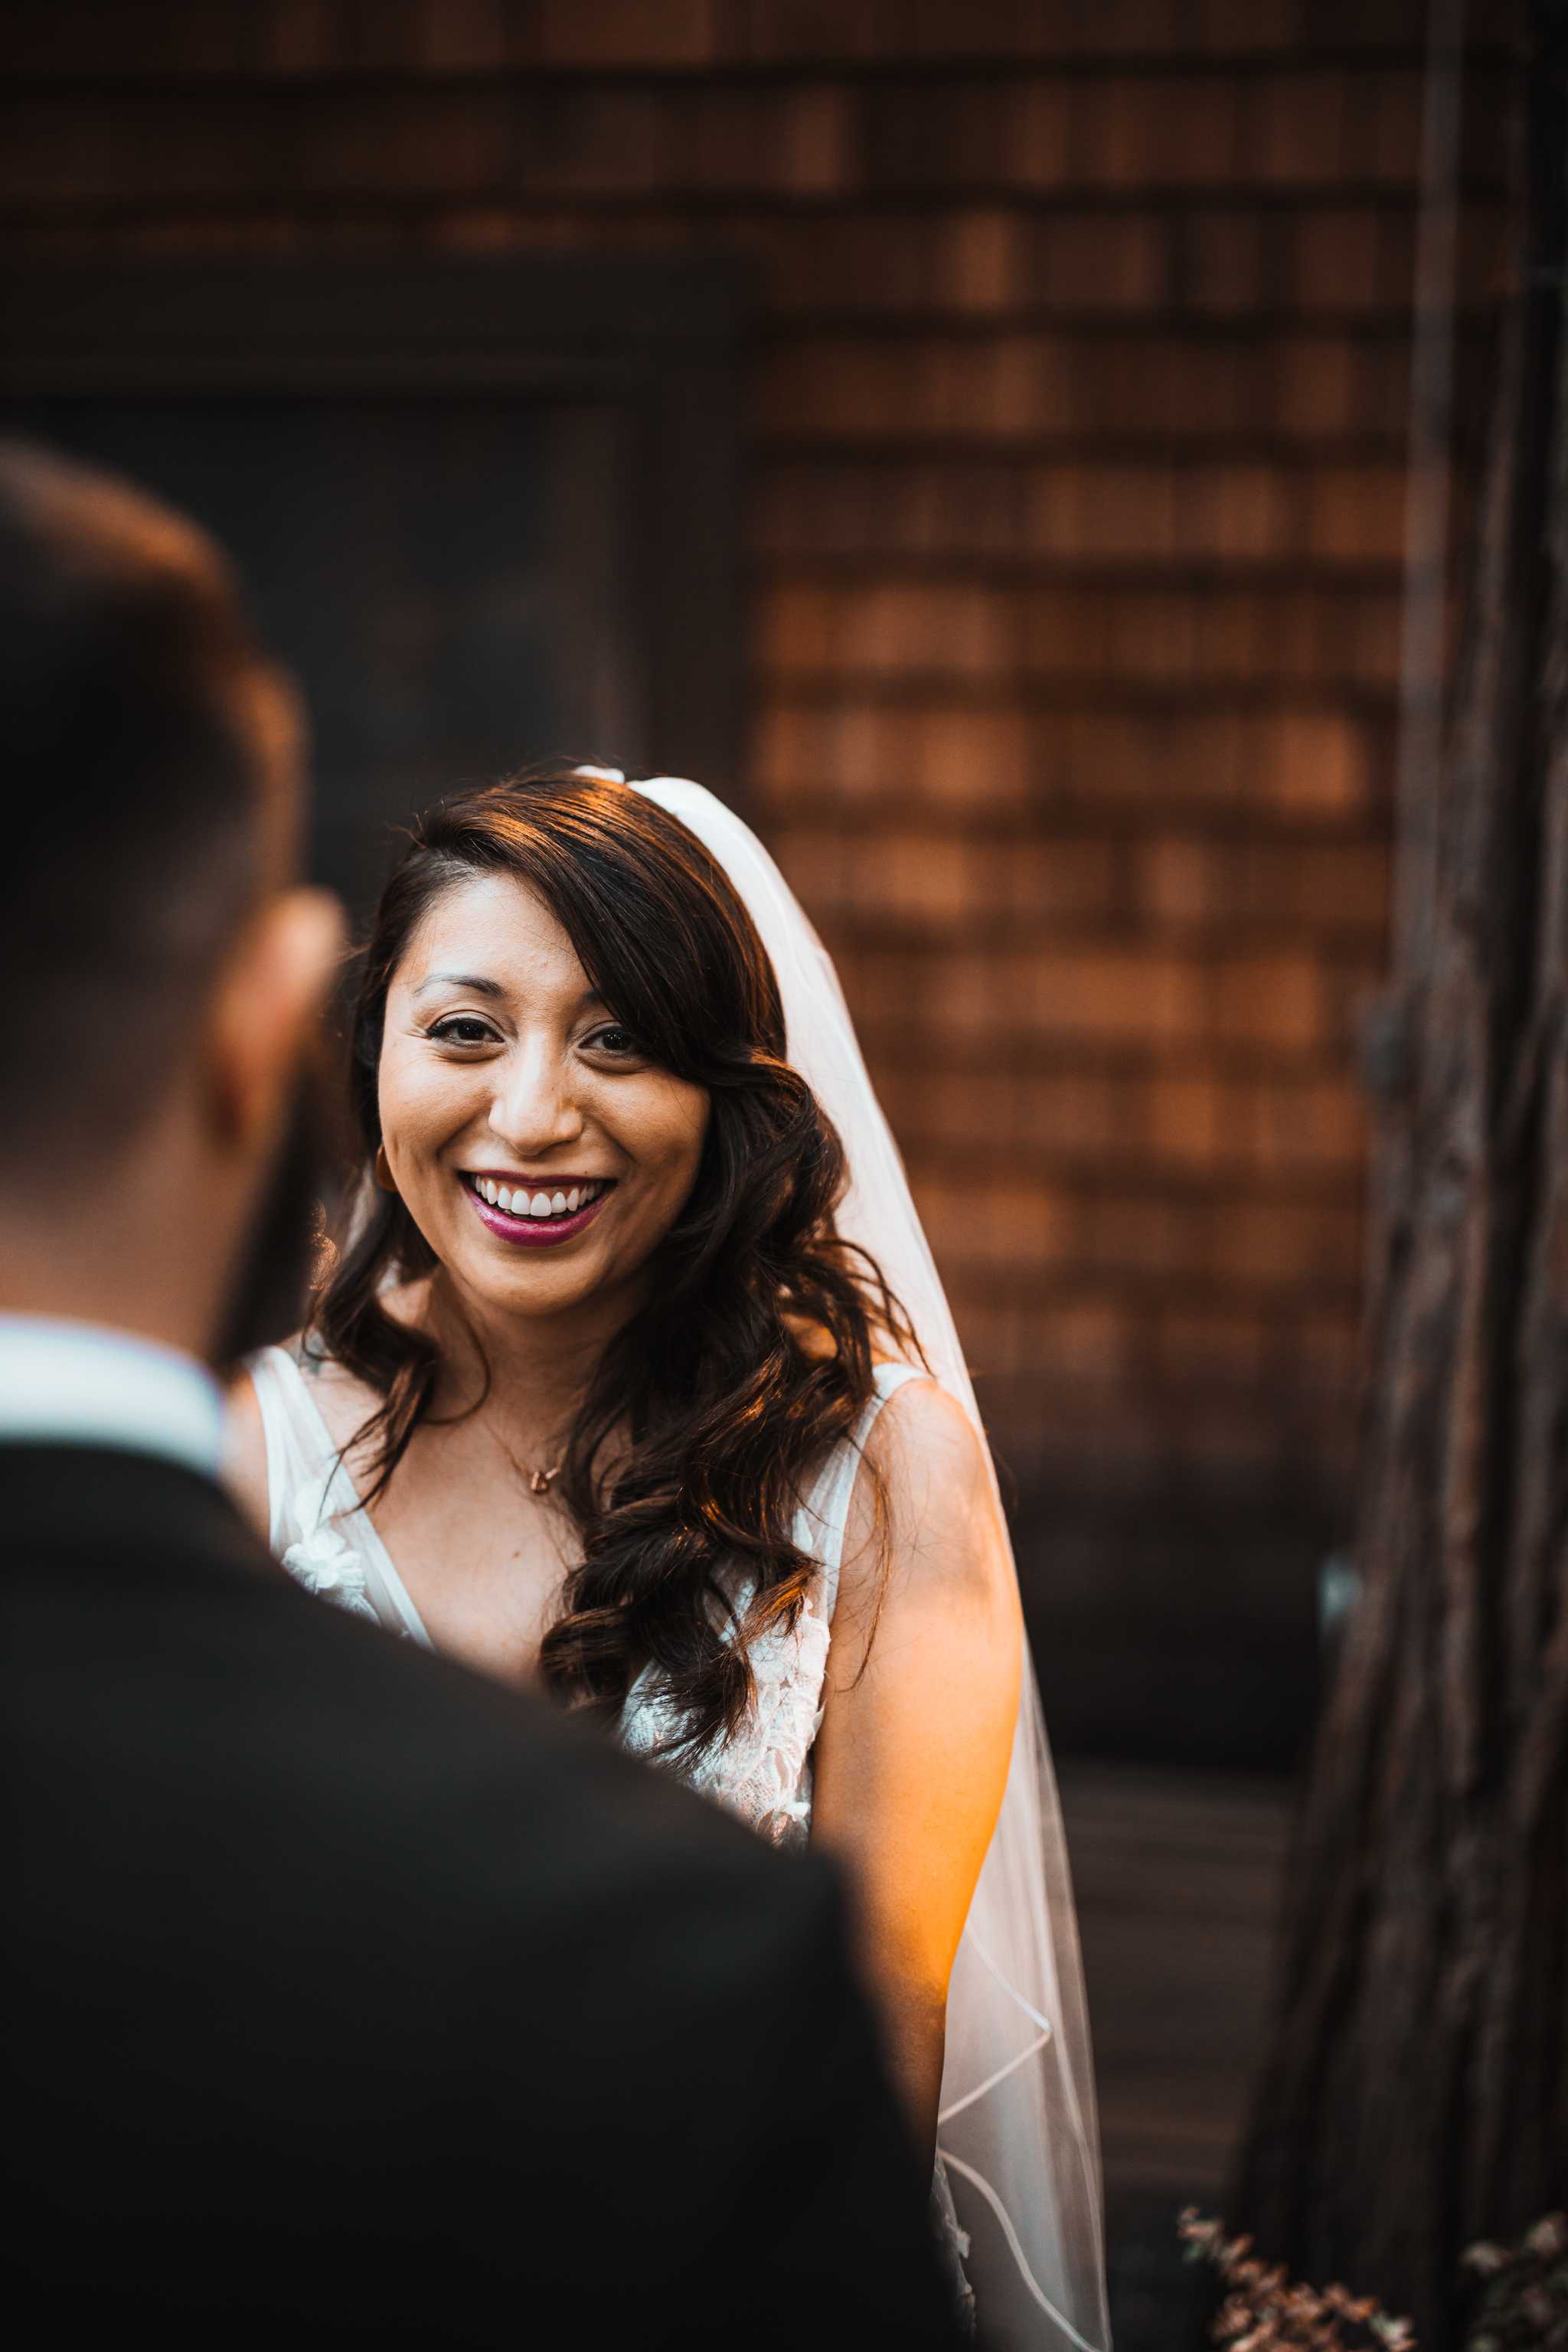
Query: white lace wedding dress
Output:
[[246, 1340, 978, 2328]]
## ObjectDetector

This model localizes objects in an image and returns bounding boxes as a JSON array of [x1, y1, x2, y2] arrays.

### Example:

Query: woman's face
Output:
[[378, 872, 710, 1325]]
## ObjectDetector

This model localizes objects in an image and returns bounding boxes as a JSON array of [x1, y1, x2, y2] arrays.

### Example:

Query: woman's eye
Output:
[[586, 1024, 641, 1058], [427, 1015, 497, 1047]]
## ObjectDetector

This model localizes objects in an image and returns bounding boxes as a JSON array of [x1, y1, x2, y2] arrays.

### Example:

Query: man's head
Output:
[[0, 441, 343, 1361]]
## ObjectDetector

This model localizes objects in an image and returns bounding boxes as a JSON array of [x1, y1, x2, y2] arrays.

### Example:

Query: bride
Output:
[[227, 768, 1109, 2350]]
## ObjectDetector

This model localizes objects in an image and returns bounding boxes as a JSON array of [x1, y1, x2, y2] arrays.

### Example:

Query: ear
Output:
[[203, 887, 345, 1156]]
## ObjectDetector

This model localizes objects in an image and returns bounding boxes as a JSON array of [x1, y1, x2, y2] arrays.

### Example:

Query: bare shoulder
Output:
[[222, 1334, 381, 1539], [841, 1374, 1014, 1614], [864, 1372, 989, 1498], [289, 1343, 384, 1454]]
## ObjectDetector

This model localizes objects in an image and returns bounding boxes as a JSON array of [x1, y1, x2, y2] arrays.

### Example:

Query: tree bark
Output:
[[1230, 11, 1568, 2344]]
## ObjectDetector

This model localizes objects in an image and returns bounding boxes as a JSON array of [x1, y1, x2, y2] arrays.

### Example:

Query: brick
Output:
[[1348, 69, 1423, 182], [962, 1297, 1132, 1384], [1208, 953, 1326, 1049], [757, 582, 1019, 680], [730, 0, 1318, 63], [1014, 1069, 1138, 1153], [876, 1067, 1030, 1151], [1276, 335, 1410, 442], [1207, 1199, 1364, 1290], [1184, 210, 1269, 314], [753, 704, 1037, 813], [1027, 462, 1180, 560], [1145, 1075, 1230, 1168], [295, 89, 512, 198], [1070, 75, 1243, 188], [1006, 80, 1074, 189], [755, 211, 1027, 316], [915, 709, 1035, 807], [756, 331, 1406, 446], [1292, 206, 1413, 314], [754, 337, 1032, 439], [1246, 70, 1353, 185], [1003, 948, 1213, 1044], [1271, 334, 1357, 437], [1030, 213, 1168, 311], [411, 0, 507, 68], [1024, 467, 1156, 564], [912, 1177, 1071, 1274], [1187, 462, 1301, 560], [1135, 1072, 1372, 1178], [1154, 1305, 1275, 1387], [1134, 838, 1392, 931], [537, 0, 717, 66], [1197, 0, 1302, 53], [1242, 1078, 1368, 1174], [846, 942, 1211, 1048], [859, 81, 1023, 191], [1292, 1306, 1364, 1394], [1021, 709, 1380, 824], [5, 6, 148, 73], [1266, 713, 1377, 819], [770, 825, 1122, 933], [1305, 463, 1408, 564], [1075, 1191, 1202, 1281], [263, 0, 337, 74]]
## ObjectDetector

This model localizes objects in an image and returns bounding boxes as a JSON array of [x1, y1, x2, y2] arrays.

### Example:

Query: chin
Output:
[[455, 1240, 615, 1318]]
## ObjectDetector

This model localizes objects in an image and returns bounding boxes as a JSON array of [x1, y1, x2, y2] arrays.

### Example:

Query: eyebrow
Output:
[[413, 972, 508, 999], [412, 971, 609, 1011]]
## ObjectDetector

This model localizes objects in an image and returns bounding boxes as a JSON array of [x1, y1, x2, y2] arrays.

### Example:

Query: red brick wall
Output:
[[0, 1, 1508, 1751]]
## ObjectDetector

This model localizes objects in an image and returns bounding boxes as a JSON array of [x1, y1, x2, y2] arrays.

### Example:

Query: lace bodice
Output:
[[245, 1348, 923, 1847]]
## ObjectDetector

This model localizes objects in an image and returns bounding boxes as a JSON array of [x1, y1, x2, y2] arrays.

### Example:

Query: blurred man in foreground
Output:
[[0, 443, 956, 2348]]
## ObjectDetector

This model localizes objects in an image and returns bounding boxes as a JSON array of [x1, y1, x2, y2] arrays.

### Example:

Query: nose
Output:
[[486, 1034, 586, 1158]]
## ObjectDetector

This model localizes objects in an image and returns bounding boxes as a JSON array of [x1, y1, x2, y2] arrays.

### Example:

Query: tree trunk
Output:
[[1230, 11, 1568, 2345]]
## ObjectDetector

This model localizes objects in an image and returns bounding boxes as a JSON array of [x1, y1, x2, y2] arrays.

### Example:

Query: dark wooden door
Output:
[[0, 256, 746, 916], [11, 391, 638, 913]]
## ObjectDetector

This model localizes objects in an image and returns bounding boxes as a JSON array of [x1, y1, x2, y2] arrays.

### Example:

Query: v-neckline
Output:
[[276, 1351, 436, 1651]]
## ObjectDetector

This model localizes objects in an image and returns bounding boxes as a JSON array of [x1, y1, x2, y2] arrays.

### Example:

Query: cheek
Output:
[[622, 1080, 710, 1194], [377, 1047, 474, 1160]]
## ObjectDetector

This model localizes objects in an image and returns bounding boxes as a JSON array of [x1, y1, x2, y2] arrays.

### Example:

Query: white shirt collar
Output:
[[0, 1315, 224, 1481]]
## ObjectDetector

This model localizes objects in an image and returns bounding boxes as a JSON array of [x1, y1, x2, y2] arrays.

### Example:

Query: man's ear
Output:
[[204, 887, 346, 1155]]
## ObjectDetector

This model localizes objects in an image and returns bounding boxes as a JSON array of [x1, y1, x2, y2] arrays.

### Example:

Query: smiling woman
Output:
[[224, 766, 1099, 2346], [229, 768, 917, 1740]]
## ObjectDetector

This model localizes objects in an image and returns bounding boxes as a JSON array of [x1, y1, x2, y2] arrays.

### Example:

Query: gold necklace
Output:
[[483, 1416, 564, 1498]]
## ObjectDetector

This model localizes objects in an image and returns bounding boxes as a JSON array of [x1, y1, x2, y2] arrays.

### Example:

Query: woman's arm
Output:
[[809, 1377, 1023, 2167]]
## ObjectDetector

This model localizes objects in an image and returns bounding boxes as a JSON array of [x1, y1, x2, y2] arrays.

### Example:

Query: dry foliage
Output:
[[1459, 2214, 1568, 2351], [1182, 2214, 1568, 2352], [1181, 2208, 1418, 2352]]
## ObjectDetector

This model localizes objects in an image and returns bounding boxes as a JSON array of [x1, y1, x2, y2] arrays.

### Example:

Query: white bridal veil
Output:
[[620, 776, 1111, 2352]]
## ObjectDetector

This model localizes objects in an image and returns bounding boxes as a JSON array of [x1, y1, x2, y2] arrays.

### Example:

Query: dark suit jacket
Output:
[[1, 1442, 958, 2348]]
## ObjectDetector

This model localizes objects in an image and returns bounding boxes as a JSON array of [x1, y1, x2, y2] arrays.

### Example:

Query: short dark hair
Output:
[[0, 440, 299, 1160]]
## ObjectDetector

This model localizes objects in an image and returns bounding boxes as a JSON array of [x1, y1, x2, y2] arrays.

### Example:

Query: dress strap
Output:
[[795, 1361, 929, 1622], [246, 1343, 327, 1558]]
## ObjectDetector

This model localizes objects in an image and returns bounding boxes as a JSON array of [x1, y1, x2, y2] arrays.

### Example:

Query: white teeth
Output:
[[474, 1177, 604, 1218]]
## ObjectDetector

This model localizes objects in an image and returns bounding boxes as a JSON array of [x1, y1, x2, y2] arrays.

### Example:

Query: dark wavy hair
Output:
[[312, 769, 920, 1761]]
